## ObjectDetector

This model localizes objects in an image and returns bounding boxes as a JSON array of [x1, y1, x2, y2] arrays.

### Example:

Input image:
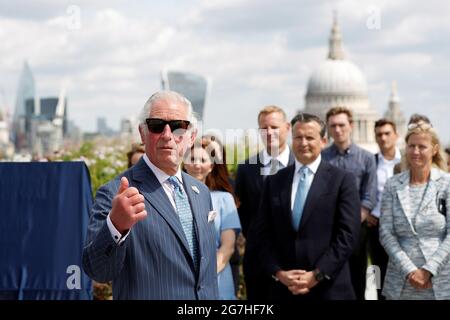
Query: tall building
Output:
[[13, 61, 35, 150], [120, 116, 140, 141], [384, 81, 406, 146], [303, 15, 379, 152], [97, 117, 111, 136], [24, 88, 67, 156], [0, 104, 14, 159], [161, 70, 209, 121]]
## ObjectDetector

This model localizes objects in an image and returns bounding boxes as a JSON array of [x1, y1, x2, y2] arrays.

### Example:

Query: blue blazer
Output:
[[82, 158, 219, 300], [252, 159, 361, 300]]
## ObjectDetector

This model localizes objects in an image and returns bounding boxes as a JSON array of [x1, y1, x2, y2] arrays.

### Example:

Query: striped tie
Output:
[[167, 176, 199, 269]]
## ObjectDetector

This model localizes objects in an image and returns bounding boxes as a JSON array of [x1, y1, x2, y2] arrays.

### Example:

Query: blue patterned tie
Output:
[[167, 176, 199, 269], [292, 166, 312, 230]]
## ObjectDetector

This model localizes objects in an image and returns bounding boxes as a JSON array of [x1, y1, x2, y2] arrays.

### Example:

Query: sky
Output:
[[0, 0, 449, 145]]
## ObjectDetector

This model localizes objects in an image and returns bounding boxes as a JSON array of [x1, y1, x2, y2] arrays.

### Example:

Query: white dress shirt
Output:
[[107, 154, 184, 244], [371, 148, 401, 218], [290, 154, 321, 211], [260, 146, 291, 176]]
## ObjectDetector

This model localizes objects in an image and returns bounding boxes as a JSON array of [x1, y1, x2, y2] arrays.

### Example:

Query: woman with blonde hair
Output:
[[379, 122, 450, 299]]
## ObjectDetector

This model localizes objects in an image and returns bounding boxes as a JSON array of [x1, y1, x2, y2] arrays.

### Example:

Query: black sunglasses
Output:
[[145, 118, 191, 135]]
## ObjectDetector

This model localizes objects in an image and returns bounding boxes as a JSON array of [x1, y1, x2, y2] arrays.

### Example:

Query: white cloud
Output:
[[0, 0, 449, 146]]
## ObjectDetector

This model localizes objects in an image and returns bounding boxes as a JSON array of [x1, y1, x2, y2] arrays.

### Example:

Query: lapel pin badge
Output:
[[191, 186, 200, 194]]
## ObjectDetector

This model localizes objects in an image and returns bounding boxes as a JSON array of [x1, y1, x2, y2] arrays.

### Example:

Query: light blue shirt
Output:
[[291, 154, 321, 211]]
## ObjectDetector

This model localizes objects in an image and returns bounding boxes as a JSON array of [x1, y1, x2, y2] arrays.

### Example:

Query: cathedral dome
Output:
[[303, 14, 380, 152], [306, 59, 368, 96]]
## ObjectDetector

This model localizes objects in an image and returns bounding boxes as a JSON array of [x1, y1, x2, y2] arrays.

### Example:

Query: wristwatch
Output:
[[313, 269, 329, 282]]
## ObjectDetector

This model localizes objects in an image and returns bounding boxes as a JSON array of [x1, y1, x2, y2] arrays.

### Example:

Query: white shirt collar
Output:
[[378, 147, 401, 163], [261, 146, 290, 167], [294, 154, 321, 175], [143, 154, 183, 184]]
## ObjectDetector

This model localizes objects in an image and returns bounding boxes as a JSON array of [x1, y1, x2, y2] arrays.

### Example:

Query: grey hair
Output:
[[138, 90, 198, 133]]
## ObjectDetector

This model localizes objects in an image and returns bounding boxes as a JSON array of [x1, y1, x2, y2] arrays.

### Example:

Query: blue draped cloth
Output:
[[0, 162, 93, 300]]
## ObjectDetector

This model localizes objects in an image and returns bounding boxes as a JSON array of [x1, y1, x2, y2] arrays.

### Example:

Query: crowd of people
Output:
[[83, 90, 450, 300]]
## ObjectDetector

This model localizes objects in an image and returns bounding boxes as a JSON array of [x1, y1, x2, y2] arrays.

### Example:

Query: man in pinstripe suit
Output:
[[82, 91, 219, 299]]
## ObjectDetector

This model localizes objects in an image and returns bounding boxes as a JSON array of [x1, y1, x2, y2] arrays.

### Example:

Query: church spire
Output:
[[328, 11, 345, 60], [384, 81, 406, 142], [389, 80, 399, 103]]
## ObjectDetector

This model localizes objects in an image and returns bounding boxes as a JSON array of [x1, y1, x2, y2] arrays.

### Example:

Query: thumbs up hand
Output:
[[110, 177, 147, 234]]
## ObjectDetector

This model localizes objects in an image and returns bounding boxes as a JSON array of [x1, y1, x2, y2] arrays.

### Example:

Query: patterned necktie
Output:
[[292, 166, 312, 230], [263, 158, 282, 180], [167, 176, 199, 269]]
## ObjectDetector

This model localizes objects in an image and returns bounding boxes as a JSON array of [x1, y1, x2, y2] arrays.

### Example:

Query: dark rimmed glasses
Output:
[[145, 118, 191, 135]]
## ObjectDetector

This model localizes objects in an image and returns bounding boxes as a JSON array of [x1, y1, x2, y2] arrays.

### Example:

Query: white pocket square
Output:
[[191, 186, 200, 194], [207, 210, 217, 223]]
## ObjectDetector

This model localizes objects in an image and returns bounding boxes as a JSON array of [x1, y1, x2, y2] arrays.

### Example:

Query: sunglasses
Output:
[[145, 118, 191, 135]]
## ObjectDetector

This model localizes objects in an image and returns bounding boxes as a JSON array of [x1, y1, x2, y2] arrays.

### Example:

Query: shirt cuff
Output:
[[107, 213, 130, 245]]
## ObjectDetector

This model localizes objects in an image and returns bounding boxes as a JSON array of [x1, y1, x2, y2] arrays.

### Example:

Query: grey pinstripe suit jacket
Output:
[[380, 168, 450, 299], [82, 158, 219, 300]]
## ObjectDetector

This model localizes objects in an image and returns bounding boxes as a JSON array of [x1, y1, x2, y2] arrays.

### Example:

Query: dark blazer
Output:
[[82, 158, 219, 300], [235, 150, 295, 237], [252, 159, 361, 300]]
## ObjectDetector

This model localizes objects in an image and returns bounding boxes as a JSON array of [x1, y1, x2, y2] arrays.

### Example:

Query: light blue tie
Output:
[[292, 166, 312, 230], [167, 176, 199, 269]]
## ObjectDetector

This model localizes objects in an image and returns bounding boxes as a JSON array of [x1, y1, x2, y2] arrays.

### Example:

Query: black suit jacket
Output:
[[252, 159, 361, 300], [235, 150, 295, 237]]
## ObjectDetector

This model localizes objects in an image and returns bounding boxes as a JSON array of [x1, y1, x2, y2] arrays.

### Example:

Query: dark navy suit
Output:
[[82, 158, 219, 299], [251, 159, 361, 300]]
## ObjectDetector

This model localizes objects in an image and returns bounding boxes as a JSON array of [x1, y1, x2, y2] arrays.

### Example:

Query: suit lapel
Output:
[[298, 160, 329, 231], [131, 159, 192, 255], [419, 168, 441, 213], [395, 171, 417, 235], [280, 166, 295, 232]]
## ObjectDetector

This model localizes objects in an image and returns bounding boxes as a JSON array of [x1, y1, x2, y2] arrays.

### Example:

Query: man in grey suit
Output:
[[82, 91, 219, 299]]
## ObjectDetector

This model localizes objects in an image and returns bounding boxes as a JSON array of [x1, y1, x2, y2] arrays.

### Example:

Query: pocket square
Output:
[[191, 186, 200, 194], [207, 210, 217, 223]]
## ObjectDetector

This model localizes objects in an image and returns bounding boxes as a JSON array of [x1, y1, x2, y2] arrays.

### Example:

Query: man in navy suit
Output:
[[251, 113, 360, 300], [82, 91, 219, 299]]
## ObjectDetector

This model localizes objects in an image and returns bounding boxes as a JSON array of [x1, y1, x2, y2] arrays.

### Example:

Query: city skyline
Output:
[[0, 0, 449, 145]]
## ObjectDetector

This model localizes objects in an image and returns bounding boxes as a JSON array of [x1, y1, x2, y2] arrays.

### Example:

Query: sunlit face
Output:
[[258, 111, 291, 155], [139, 98, 196, 175], [406, 132, 438, 170], [292, 121, 327, 165], [375, 124, 398, 153], [327, 113, 353, 145], [184, 147, 213, 183]]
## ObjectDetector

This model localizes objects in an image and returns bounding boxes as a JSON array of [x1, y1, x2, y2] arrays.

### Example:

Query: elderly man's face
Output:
[[139, 98, 196, 175]]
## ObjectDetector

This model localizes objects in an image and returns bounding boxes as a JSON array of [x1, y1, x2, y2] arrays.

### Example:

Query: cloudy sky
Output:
[[0, 0, 449, 145]]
